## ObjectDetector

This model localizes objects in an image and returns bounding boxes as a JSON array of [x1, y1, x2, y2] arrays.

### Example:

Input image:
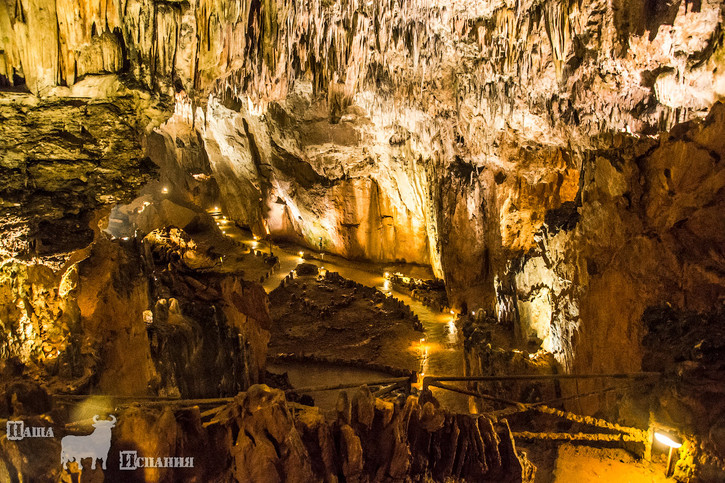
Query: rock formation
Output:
[[0, 0, 724, 479], [0, 384, 535, 482], [0, 79, 168, 263], [1, 0, 723, 378], [269, 268, 423, 371], [0, 227, 271, 402]]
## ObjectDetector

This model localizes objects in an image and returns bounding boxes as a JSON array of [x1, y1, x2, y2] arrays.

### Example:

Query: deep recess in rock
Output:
[[0, 0, 724, 481]]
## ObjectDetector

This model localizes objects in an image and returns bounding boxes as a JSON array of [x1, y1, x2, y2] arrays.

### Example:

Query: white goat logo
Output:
[[60, 415, 116, 470]]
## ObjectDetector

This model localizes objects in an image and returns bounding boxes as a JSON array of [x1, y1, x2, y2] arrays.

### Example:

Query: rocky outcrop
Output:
[[0, 259, 79, 378], [0, 384, 535, 482], [0, 82, 169, 262], [143, 227, 271, 397], [506, 102, 725, 383], [0, 227, 271, 403]]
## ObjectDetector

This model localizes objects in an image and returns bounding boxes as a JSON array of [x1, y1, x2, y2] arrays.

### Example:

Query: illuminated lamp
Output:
[[162, 186, 169, 194], [655, 431, 682, 477]]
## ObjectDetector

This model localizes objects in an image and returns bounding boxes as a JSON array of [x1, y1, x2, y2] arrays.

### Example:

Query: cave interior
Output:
[[0, 0, 724, 481]]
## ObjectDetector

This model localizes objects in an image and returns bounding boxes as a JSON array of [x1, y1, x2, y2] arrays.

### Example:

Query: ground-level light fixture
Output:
[[471, 311, 476, 316], [214, 206, 219, 211], [162, 186, 169, 194], [655, 431, 682, 477]]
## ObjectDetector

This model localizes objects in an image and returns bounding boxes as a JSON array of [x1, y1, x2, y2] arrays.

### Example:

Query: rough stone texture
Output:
[[0, 384, 535, 482], [463, 312, 562, 409], [509, 103, 725, 382], [2, 0, 723, 128], [0, 81, 169, 262], [3, 0, 724, 267], [0, 0, 723, 445], [638, 306, 725, 481], [0, 228, 271, 402], [269, 269, 423, 370], [143, 227, 271, 397]]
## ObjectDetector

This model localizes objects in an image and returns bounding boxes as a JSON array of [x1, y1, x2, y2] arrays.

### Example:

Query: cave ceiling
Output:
[[0, 0, 723, 392]]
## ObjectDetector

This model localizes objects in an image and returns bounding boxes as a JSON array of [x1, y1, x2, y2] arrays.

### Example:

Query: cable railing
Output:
[[49, 371, 661, 441]]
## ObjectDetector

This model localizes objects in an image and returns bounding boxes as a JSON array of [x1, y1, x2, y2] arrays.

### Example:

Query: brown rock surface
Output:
[[268, 268, 423, 371], [0, 88, 168, 262], [0, 227, 271, 404], [0, 384, 535, 481], [0, 0, 724, 478]]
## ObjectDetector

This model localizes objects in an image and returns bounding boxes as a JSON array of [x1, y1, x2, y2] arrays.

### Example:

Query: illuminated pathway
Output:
[[210, 210, 469, 412]]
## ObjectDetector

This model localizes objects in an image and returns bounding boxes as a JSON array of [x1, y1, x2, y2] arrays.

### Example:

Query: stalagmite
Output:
[[0, 0, 724, 480]]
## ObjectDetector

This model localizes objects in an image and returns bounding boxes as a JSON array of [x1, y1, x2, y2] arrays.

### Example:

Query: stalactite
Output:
[[543, 0, 570, 84]]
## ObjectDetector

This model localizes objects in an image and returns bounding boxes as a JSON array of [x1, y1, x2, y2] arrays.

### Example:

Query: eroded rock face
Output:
[[508, 103, 725, 380], [0, 0, 723, 409], [0, 83, 168, 262], [0, 385, 535, 482], [144, 227, 271, 397], [0, 228, 271, 403]]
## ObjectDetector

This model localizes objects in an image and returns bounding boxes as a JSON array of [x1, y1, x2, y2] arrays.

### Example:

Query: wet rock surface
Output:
[[269, 268, 423, 371]]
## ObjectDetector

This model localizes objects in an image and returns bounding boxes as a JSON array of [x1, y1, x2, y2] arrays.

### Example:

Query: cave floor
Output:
[[267, 271, 422, 370], [523, 443, 676, 483], [206, 210, 470, 412]]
